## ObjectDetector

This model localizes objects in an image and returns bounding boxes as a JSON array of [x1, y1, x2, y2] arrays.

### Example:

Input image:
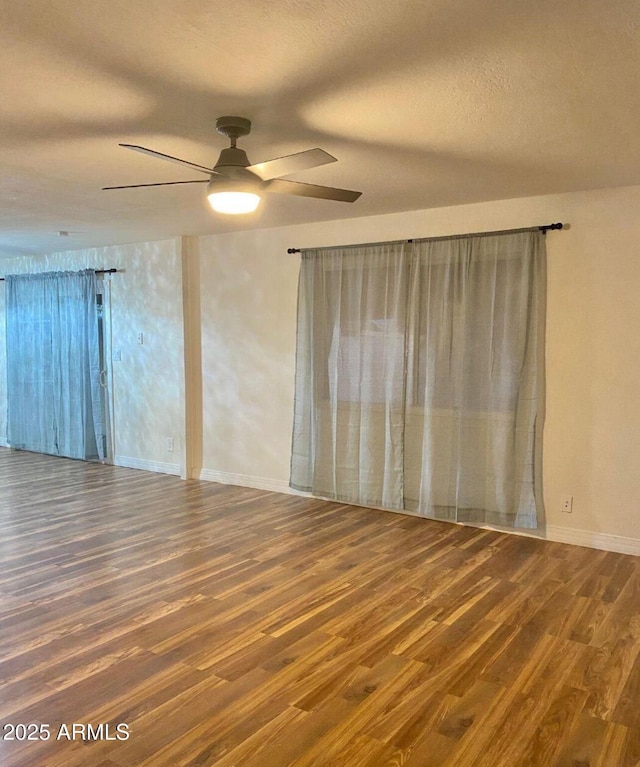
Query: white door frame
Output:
[[98, 276, 116, 464]]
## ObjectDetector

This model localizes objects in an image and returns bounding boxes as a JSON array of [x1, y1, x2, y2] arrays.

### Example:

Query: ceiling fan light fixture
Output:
[[207, 190, 261, 214]]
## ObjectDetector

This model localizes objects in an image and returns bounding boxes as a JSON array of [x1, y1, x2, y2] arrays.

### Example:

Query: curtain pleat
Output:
[[290, 231, 546, 529], [6, 270, 105, 461]]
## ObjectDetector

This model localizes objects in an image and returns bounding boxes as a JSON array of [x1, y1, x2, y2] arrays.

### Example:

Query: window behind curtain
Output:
[[324, 260, 406, 405], [290, 231, 546, 530]]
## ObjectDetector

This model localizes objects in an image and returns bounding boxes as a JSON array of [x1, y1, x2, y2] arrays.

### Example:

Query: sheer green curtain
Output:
[[290, 244, 409, 508], [5, 270, 105, 460], [290, 231, 546, 529]]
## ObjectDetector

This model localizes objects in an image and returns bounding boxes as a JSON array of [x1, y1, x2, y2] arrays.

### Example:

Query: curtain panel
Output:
[[5, 269, 105, 461], [290, 231, 546, 529]]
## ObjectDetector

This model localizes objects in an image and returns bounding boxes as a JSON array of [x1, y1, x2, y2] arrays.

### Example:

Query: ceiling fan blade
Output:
[[248, 148, 337, 181], [119, 144, 215, 175], [102, 180, 208, 190], [263, 178, 362, 202]]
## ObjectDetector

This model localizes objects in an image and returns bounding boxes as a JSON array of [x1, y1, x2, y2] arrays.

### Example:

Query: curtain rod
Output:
[[0, 268, 119, 282], [286, 222, 564, 254]]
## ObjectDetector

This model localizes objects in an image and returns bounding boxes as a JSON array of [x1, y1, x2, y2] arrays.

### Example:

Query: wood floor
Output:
[[1, 449, 639, 767]]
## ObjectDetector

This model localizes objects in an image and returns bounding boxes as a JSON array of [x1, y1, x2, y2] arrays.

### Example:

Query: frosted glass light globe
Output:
[[207, 191, 260, 214]]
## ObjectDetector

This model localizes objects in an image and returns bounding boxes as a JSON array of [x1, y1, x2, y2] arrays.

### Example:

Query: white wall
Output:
[[0, 239, 184, 473], [198, 227, 298, 490], [198, 185, 640, 551]]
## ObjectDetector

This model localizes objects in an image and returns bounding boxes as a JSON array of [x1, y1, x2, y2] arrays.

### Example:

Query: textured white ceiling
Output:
[[1, 0, 639, 257]]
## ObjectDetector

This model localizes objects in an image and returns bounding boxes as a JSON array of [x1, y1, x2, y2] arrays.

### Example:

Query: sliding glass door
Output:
[[6, 270, 107, 462]]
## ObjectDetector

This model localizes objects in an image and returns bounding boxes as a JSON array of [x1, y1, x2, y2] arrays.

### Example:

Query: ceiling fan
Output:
[[103, 116, 362, 214]]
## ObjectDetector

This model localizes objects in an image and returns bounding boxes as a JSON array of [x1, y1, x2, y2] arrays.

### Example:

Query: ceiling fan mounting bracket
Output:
[[215, 116, 252, 144]]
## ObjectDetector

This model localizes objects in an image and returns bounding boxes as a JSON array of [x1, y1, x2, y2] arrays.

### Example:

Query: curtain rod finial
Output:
[[540, 222, 564, 233]]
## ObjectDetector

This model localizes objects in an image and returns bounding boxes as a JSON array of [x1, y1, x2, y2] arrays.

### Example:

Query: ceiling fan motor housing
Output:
[[211, 147, 260, 194], [214, 146, 251, 171]]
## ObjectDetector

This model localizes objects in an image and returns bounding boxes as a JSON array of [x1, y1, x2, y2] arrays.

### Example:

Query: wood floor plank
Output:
[[514, 685, 589, 766], [0, 447, 638, 766], [552, 712, 612, 767]]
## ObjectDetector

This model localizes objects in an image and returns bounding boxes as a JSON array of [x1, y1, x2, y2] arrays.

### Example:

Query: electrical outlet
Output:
[[137, 332, 144, 345], [561, 495, 573, 513], [166, 437, 174, 452]]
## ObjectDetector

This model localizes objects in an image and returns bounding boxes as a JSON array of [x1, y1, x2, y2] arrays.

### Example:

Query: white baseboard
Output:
[[199, 468, 291, 494], [194, 469, 640, 557], [114, 455, 181, 476], [545, 524, 640, 556]]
